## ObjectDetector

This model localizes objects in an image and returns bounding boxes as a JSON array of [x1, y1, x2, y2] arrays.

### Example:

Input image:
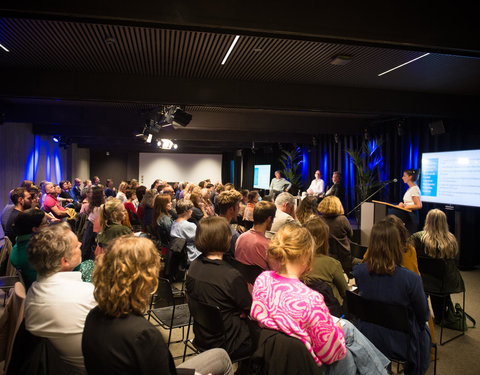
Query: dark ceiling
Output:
[[0, 2, 479, 153]]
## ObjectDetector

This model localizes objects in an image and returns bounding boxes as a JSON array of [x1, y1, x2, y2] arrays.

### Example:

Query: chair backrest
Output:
[[186, 295, 225, 337], [150, 277, 175, 309], [328, 237, 352, 274], [346, 290, 410, 334], [350, 241, 367, 259], [226, 258, 263, 285], [417, 256, 447, 291]]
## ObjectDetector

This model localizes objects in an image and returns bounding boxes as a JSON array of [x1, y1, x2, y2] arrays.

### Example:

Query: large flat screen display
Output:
[[254, 164, 271, 190], [421, 149, 480, 207]]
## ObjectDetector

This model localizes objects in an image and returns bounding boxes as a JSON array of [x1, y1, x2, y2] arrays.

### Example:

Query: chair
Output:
[[417, 256, 466, 345], [226, 258, 263, 285], [346, 290, 437, 375], [183, 295, 250, 366], [328, 237, 354, 275], [147, 277, 191, 347], [350, 241, 367, 260]]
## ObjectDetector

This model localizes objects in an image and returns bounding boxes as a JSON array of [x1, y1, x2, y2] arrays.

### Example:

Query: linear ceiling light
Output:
[[221, 35, 240, 65], [378, 53, 430, 77], [0, 43, 9, 52]]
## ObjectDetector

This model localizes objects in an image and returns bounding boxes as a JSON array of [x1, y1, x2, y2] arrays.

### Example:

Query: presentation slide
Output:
[[139, 153, 222, 186], [421, 149, 480, 207], [254, 164, 271, 190]]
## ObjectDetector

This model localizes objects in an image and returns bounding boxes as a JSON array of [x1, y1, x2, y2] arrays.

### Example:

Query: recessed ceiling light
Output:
[[378, 53, 430, 77], [0, 43, 9, 52], [104, 37, 117, 45], [221, 35, 240, 65], [330, 54, 352, 66]]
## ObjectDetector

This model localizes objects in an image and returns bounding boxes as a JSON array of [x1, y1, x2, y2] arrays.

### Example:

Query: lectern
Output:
[[360, 200, 411, 245]]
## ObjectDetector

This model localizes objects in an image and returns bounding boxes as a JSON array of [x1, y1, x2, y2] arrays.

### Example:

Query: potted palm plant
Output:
[[279, 146, 303, 196]]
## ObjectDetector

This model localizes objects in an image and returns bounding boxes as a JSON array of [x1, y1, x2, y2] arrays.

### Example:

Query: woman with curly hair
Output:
[[296, 195, 319, 225], [82, 236, 234, 375]]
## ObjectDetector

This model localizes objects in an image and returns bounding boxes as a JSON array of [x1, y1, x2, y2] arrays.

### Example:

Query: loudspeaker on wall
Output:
[[428, 120, 445, 135]]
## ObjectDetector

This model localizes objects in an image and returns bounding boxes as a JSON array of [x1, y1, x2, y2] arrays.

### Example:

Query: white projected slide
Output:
[[254, 164, 271, 190], [421, 149, 480, 207], [139, 153, 222, 186]]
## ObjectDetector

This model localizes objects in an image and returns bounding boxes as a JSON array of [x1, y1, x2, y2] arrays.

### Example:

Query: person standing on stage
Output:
[[307, 170, 325, 197], [269, 170, 292, 198], [396, 169, 422, 233]]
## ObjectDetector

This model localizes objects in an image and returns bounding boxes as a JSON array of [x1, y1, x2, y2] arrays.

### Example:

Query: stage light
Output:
[[161, 138, 174, 150], [52, 137, 59, 143], [173, 144, 178, 149], [0, 43, 9, 52], [157, 140, 162, 147], [146, 133, 153, 143], [171, 108, 192, 127]]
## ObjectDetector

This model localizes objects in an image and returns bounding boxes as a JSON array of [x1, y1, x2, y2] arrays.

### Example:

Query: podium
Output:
[[360, 200, 411, 245]]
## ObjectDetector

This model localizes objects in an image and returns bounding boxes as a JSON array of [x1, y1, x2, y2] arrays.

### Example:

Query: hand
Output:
[[398, 202, 405, 208]]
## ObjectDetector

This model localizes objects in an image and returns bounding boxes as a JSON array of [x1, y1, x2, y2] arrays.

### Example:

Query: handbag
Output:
[[441, 299, 476, 331]]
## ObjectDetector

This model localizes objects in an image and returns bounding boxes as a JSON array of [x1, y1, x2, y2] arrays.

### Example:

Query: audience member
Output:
[[72, 178, 82, 202], [1, 189, 15, 230], [4, 187, 32, 244], [216, 190, 243, 258], [25, 222, 97, 372], [296, 195, 319, 225], [266, 192, 296, 239], [235, 201, 276, 270], [303, 217, 348, 306], [201, 188, 215, 216], [187, 216, 257, 359], [318, 196, 353, 252], [116, 181, 128, 203], [81, 179, 92, 200], [238, 189, 249, 221], [92, 176, 101, 186], [9, 208, 48, 289], [243, 190, 259, 223], [135, 185, 147, 209], [124, 189, 139, 226], [81, 186, 105, 261], [82, 235, 234, 375], [354, 220, 431, 375], [104, 178, 116, 198], [27, 185, 41, 209], [251, 223, 389, 374], [43, 182, 69, 219], [152, 194, 173, 245], [96, 198, 132, 249], [138, 188, 157, 231], [324, 171, 345, 204], [170, 199, 201, 262], [189, 192, 206, 225]]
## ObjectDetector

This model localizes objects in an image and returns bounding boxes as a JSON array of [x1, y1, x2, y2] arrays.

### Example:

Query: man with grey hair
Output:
[[25, 222, 96, 373], [265, 192, 296, 239], [269, 170, 292, 199]]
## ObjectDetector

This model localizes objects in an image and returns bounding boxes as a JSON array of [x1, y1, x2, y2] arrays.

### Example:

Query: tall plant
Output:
[[279, 147, 303, 195], [346, 138, 384, 203]]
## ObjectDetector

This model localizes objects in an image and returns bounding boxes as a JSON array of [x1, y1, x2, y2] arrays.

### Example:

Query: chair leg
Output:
[[440, 292, 466, 345]]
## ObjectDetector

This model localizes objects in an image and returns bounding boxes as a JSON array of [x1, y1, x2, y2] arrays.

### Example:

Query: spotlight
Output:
[[157, 140, 162, 147], [146, 133, 153, 143], [161, 139, 174, 150], [53, 136, 59, 143], [173, 144, 178, 149], [171, 108, 192, 127]]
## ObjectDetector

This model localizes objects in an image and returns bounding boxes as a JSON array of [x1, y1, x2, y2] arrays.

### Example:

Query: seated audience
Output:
[[116, 181, 128, 203], [251, 223, 389, 374], [411, 209, 464, 322], [43, 182, 69, 219], [266, 192, 296, 239], [217, 190, 243, 258], [152, 194, 173, 245], [318, 196, 353, 252], [238, 189, 249, 221], [189, 192, 206, 225], [72, 178, 82, 202], [138, 188, 157, 232], [235, 201, 276, 270], [1, 190, 15, 229], [28, 185, 41, 209], [243, 190, 259, 224], [303, 217, 348, 306], [10, 208, 48, 289], [353, 220, 431, 375], [82, 236, 234, 375], [81, 186, 105, 261], [201, 188, 215, 217], [81, 179, 92, 200], [4, 187, 32, 245], [186, 216, 257, 359], [296, 195, 319, 225], [96, 198, 132, 249], [170, 199, 201, 262], [135, 185, 147, 210], [104, 178, 116, 198], [25, 222, 97, 373]]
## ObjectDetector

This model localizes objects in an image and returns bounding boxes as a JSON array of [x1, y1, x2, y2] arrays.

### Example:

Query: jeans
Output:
[[177, 348, 234, 375], [325, 320, 390, 375]]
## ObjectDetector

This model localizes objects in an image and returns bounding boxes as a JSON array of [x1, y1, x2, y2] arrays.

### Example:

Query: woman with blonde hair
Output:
[[189, 192, 206, 224], [251, 223, 389, 374], [82, 236, 234, 375], [201, 188, 215, 217], [318, 196, 353, 250], [116, 181, 129, 203], [97, 198, 132, 250], [296, 195, 319, 225], [412, 209, 463, 323]]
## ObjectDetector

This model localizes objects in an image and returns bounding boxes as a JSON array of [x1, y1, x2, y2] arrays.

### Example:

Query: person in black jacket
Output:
[[324, 171, 345, 204], [82, 235, 233, 375]]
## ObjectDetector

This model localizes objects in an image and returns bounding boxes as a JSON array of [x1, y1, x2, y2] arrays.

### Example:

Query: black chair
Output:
[[226, 258, 263, 285], [417, 256, 466, 345], [350, 241, 368, 260], [328, 237, 354, 275], [147, 277, 191, 347], [183, 295, 251, 367], [346, 290, 437, 375]]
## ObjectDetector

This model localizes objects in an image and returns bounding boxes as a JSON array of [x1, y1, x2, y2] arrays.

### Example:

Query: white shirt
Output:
[[25, 271, 97, 372], [308, 179, 325, 195], [403, 185, 421, 206]]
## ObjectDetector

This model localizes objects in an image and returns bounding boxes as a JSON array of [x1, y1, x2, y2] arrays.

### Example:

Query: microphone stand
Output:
[[346, 181, 392, 217]]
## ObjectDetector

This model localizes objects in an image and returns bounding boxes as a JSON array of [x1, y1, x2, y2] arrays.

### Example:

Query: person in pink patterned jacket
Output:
[[251, 223, 389, 375]]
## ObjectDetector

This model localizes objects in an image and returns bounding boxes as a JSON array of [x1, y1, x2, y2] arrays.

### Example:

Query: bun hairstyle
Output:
[[268, 223, 315, 274], [404, 168, 420, 182]]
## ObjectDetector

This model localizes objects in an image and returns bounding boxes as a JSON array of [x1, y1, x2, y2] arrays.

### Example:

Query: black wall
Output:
[[90, 150, 139, 187]]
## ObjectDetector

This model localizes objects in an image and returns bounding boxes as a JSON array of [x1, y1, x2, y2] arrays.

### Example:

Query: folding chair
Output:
[[226, 258, 263, 285], [417, 256, 466, 345], [346, 290, 437, 375], [147, 277, 191, 347]]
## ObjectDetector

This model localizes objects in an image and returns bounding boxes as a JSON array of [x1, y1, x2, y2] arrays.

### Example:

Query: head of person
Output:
[[303, 217, 330, 256], [162, 184, 175, 198], [100, 198, 127, 229], [74, 178, 81, 187], [422, 209, 458, 259], [314, 170, 322, 179], [27, 186, 40, 208], [44, 182, 55, 195], [152, 194, 172, 225], [89, 186, 105, 212], [274, 170, 282, 179], [14, 208, 48, 236], [240, 189, 249, 203], [93, 176, 100, 185], [125, 189, 136, 201], [59, 180, 68, 191], [274, 192, 295, 217], [198, 181, 206, 189], [365, 220, 403, 275], [141, 188, 158, 208], [54, 184, 62, 195], [135, 186, 147, 203], [206, 183, 214, 191], [217, 190, 242, 219], [201, 188, 212, 202], [21, 180, 34, 189], [190, 192, 203, 209], [268, 223, 315, 276], [332, 171, 342, 183], [105, 178, 114, 189], [383, 215, 411, 252], [215, 184, 225, 194], [92, 236, 160, 317], [296, 196, 319, 225], [130, 179, 139, 189], [402, 169, 420, 184], [317, 196, 344, 217], [11, 187, 32, 209], [27, 222, 82, 277], [175, 198, 193, 218], [253, 201, 277, 230], [195, 216, 232, 256], [118, 181, 128, 194], [224, 183, 235, 191], [247, 190, 259, 204], [84, 179, 92, 188], [262, 194, 274, 202]]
